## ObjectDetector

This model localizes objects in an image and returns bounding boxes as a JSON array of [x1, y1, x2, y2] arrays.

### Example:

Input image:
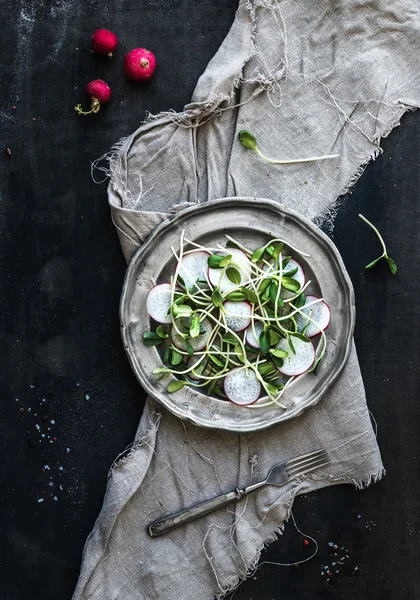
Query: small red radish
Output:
[[224, 368, 261, 405], [276, 337, 315, 377], [74, 79, 111, 116], [223, 300, 252, 332], [146, 282, 173, 324], [124, 48, 157, 82], [295, 295, 330, 338], [91, 28, 118, 57]]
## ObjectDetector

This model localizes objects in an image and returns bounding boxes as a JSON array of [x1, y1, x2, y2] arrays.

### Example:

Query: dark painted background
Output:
[[1, 1, 419, 598]]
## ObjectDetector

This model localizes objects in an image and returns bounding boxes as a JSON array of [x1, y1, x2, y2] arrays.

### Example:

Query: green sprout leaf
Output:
[[283, 265, 298, 278], [184, 338, 195, 357], [209, 354, 224, 367], [172, 303, 193, 319], [281, 277, 300, 292], [359, 213, 398, 276], [208, 254, 224, 269], [288, 335, 296, 355], [257, 361, 277, 377], [259, 329, 270, 353], [251, 247, 265, 263], [219, 254, 232, 268], [156, 325, 168, 339], [282, 256, 291, 269], [226, 266, 241, 285], [189, 314, 201, 338], [271, 355, 284, 368], [170, 349, 183, 366], [211, 288, 224, 309], [167, 380, 189, 393], [238, 129, 258, 151], [234, 344, 245, 363], [223, 332, 238, 344], [268, 328, 281, 346], [269, 348, 288, 358], [262, 282, 272, 302], [294, 293, 306, 309], [386, 256, 398, 275], [265, 244, 276, 258], [241, 288, 258, 304], [273, 243, 284, 260], [291, 332, 311, 343], [226, 291, 247, 302], [142, 331, 164, 347], [259, 279, 271, 295]]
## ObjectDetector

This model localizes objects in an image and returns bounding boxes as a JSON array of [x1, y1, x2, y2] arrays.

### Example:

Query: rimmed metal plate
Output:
[[120, 197, 355, 432]]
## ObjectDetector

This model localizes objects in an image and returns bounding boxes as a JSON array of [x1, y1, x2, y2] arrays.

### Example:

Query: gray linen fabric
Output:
[[73, 1, 420, 598]]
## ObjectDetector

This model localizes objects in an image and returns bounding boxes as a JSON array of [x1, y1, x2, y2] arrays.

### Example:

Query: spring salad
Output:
[[142, 232, 330, 408]]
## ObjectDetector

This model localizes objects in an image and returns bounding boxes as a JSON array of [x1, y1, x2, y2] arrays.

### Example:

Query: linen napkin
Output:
[[73, 1, 420, 598]]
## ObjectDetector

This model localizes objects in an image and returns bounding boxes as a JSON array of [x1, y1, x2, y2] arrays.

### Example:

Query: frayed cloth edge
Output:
[[213, 465, 385, 599], [214, 484, 300, 600], [316, 102, 417, 228]]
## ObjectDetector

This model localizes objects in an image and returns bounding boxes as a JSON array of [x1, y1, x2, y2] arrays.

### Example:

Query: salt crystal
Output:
[[44, 465, 50, 470], [35, 424, 40, 431], [328, 542, 333, 547], [58, 466, 63, 471], [41, 434, 45, 438], [85, 394, 90, 400], [59, 485, 63, 490], [66, 448, 70, 453], [357, 514, 361, 518], [50, 420, 55, 424], [37, 498, 44, 503], [28, 408, 31, 412], [49, 482, 54, 487], [53, 496, 58, 501]]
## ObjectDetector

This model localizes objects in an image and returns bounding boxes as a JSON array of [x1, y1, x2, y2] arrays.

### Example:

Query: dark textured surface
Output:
[[0, 1, 419, 599]]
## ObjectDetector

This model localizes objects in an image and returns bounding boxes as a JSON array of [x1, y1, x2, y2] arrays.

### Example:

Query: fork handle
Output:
[[148, 488, 246, 537]]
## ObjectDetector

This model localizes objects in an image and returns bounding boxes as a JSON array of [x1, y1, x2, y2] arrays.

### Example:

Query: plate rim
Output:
[[120, 196, 355, 432]]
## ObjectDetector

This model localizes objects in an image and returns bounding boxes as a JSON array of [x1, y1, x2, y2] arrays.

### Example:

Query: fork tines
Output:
[[285, 448, 328, 478]]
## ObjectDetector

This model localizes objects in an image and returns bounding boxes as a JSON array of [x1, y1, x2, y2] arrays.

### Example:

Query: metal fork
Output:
[[148, 448, 328, 537]]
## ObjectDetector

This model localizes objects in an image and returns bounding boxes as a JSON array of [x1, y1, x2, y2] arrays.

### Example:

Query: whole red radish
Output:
[[91, 28, 118, 57], [74, 80, 111, 116], [124, 48, 156, 82]]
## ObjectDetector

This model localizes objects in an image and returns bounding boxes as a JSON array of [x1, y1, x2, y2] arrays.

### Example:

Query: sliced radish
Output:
[[223, 300, 252, 332], [295, 295, 330, 338], [179, 251, 210, 290], [245, 321, 264, 348], [187, 355, 211, 382], [208, 248, 252, 292], [224, 368, 261, 405], [146, 282, 173, 324], [171, 317, 212, 351], [276, 337, 315, 376], [282, 259, 306, 299]]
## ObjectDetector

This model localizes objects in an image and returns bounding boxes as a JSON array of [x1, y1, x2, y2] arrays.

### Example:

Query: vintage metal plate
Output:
[[120, 197, 355, 432]]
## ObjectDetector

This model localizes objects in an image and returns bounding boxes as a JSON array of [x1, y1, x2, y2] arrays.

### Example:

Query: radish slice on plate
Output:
[[179, 251, 210, 290], [282, 259, 305, 299], [224, 368, 261, 405], [146, 282, 173, 324], [171, 317, 212, 351], [295, 295, 330, 338], [276, 337, 315, 376], [223, 300, 252, 332], [208, 248, 251, 292], [245, 321, 264, 348]]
